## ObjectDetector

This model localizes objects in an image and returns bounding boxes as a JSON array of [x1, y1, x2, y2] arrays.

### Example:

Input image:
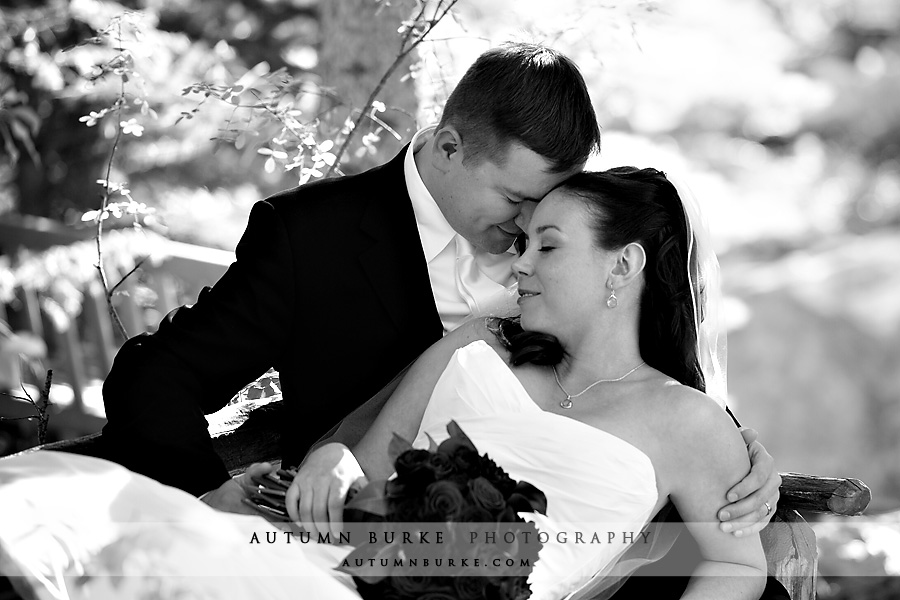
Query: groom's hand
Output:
[[286, 443, 368, 541], [717, 427, 781, 537], [200, 462, 277, 514]]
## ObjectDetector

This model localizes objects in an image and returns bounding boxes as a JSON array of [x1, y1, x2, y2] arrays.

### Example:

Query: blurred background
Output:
[[1, 0, 898, 595]]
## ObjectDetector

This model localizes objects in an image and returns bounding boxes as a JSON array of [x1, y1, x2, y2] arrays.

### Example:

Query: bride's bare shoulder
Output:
[[650, 382, 749, 476], [650, 382, 733, 433]]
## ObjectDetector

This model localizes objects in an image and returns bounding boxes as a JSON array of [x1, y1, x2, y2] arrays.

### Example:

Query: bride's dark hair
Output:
[[491, 167, 706, 392]]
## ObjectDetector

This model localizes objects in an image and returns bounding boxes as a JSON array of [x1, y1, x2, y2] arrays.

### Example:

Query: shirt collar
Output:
[[405, 126, 456, 263]]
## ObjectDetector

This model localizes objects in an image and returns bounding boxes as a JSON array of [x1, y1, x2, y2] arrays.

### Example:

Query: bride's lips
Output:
[[517, 289, 539, 303]]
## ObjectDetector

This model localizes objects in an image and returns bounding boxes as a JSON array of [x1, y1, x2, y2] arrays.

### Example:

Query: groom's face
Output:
[[444, 141, 581, 254]]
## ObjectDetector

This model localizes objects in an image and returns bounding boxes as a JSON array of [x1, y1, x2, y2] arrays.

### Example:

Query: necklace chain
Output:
[[552, 361, 646, 409]]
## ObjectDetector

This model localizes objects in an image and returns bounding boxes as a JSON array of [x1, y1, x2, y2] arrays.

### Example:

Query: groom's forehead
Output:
[[490, 147, 575, 200]]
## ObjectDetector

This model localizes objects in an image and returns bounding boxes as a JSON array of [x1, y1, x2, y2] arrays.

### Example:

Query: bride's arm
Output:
[[284, 318, 490, 536], [351, 318, 488, 480], [662, 389, 768, 600]]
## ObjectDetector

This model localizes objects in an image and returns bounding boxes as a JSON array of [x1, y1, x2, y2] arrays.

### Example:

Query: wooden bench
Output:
[[28, 396, 871, 600]]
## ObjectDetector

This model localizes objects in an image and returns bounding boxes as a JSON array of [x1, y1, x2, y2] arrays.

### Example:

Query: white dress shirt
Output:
[[404, 127, 520, 333]]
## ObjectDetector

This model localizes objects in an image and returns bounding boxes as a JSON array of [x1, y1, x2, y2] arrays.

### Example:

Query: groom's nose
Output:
[[514, 200, 538, 232]]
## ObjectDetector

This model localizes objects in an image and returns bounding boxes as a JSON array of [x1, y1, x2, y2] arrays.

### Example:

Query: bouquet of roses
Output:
[[337, 421, 547, 600], [245, 421, 547, 600]]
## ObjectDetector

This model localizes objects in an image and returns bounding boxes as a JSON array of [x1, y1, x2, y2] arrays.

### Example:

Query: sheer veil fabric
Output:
[[669, 173, 728, 408]]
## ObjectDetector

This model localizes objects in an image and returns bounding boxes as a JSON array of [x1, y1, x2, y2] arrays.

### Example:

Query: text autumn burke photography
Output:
[[247, 523, 654, 577], [247, 525, 654, 546]]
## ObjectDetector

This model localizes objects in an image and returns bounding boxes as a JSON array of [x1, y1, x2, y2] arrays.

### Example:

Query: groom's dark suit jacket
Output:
[[101, 148, 445, 496]]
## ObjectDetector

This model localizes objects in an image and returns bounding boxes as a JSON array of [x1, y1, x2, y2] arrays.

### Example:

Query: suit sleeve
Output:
[[101, 200, 296, 495]]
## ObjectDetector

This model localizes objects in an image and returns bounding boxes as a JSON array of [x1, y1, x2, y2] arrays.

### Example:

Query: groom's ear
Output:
[[432, 127, 463, 173], [610, 243, 647, 288]]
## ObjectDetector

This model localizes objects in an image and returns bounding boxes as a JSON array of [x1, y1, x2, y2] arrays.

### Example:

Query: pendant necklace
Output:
[[552, 361, 646, 409]]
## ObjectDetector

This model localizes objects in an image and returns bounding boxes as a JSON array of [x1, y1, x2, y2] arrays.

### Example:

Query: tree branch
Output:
[[328, 0, 460, 175], [107, 257, 147, 300], [94, 21, 131, 342]]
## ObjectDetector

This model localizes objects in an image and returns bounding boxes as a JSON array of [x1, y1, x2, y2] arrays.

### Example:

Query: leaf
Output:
[[8, 119, 31, 145], [508, 481, 548, 515], [2, 131, 20, 164], [424, 432, 439, 452], [343, 479, 388, 518], [445, 420, 476, 448], [387, 432, 414, 464], [9, 107, 40, 135]]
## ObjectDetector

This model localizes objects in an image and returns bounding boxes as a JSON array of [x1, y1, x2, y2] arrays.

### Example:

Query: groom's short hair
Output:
[[438, 42, 600, 174]]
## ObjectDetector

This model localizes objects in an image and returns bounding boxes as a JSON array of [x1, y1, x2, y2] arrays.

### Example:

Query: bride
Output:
[[0, 168, 765, 600]]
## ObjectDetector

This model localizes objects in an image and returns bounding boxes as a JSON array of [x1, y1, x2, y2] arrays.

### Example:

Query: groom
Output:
[[101, 43, 779, 541]]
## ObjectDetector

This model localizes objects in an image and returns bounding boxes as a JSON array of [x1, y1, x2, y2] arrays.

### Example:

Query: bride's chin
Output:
[[519, 314, 549, 336]]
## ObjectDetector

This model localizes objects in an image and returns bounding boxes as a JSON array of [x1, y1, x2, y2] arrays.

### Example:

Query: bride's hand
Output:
[[286, 443, 368, 540]]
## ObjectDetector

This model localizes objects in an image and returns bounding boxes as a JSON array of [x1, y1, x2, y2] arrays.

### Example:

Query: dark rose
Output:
[[389, 496, 428, 523], [478, 456, 517, 498], [475, 544, 513, 580], [417, 593, 458, 600], [450, 446, 481, 476], [394, 450, 437, 492], [353, 578, 395, 600], [428, 452, 456, 478], [391, 574, 433, 596], [454, 575, 488, 600], [496, 505, 521, 523], [424, 480, 467, 520], [468, 476, 506, 514], [395, 449, 431, 476], [499, 575, 532, 600], [456, 504, 492, 524]]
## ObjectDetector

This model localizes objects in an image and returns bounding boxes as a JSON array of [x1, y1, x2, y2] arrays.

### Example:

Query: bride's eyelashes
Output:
[[538, 245, 556, 253]]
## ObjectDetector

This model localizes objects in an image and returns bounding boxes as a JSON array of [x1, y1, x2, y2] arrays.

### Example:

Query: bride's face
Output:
[[513, 189, 615, 336]]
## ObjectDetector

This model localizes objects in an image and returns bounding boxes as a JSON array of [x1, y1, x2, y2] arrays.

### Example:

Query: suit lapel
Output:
[[357, 147, 441, 333]]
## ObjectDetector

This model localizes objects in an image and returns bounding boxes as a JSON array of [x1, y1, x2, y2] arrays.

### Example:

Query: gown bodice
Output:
[[413, 340, 659, 600]]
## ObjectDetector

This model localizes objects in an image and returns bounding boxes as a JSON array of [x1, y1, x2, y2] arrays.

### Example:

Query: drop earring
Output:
[[606, 283, 618, 309]]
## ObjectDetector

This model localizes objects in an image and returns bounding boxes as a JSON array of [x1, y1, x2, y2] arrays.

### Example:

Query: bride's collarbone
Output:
[[515, 367, 656, 443]]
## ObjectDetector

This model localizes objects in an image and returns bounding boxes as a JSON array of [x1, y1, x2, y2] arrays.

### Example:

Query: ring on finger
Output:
[[764, 501, 772, 516]]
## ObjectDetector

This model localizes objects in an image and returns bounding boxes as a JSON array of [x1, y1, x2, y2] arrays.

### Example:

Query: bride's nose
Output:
[[513, 254, 533, 278]]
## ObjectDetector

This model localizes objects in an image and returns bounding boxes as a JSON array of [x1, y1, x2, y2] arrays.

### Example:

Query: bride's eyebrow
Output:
[[535, 225, 561, 234]]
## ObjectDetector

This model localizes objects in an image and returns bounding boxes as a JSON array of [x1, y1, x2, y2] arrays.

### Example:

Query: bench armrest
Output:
[[778, 472, 871, 516]]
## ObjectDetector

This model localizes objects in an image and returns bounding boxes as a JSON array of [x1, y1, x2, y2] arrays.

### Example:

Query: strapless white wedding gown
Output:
[[0, 341, 658, 600]]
